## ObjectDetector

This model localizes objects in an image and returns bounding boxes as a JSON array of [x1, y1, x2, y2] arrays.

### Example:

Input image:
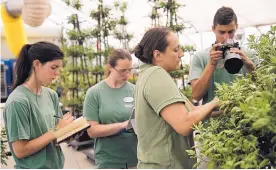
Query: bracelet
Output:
[[53, 125, 59, 132], [51, 127, 60, 146]]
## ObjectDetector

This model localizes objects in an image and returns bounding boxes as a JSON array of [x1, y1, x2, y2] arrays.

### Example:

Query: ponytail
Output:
[[104, 66, 111, 79], [11, 41, 64, 90], [11, 44, 32, 90]]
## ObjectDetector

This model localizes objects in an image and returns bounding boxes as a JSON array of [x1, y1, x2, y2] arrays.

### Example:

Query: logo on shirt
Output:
[[123, 97, 134, 103], [124, 97, 134, 108]]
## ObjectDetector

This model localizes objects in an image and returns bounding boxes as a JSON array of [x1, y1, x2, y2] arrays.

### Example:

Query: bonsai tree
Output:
[[55, 0, 95, 117], [113, 1, 133, 50], [1, 127, 9, 166]]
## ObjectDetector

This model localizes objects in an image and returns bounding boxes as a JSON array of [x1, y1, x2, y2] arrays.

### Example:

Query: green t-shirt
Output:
[[83, 80, 138, 169], [188, 47, 258, 104], [135, 65, 196, 169], [3, 85, 64, 169]]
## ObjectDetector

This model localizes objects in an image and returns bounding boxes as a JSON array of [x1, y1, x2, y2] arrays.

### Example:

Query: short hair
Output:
[[213, 6, 238, 27]]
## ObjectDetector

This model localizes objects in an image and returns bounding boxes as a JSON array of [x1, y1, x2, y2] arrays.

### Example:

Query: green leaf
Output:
[[186, 25, 276, 170], [252, 118, 270, 129], [271, 135, 276, 143], [259, 159, 269, 168], [207, 160, 215, 169], [192, 162, 200, 169], [186, 149, 195, 156]]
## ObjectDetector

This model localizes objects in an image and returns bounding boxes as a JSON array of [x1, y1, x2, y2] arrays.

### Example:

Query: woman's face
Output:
[[158, 32, 184, 71], [34, 59, 63, 85], [110, 58, 133, 82]]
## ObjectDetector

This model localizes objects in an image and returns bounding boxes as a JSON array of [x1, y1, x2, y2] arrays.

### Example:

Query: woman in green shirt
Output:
[[3, 41, 74, 169], [133, 27, 220, 169], [84, 49, 137, 169]]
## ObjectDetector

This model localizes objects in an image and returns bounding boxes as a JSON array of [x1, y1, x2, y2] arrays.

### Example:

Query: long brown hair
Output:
[[12, 41, 63, 90], [104, 48, 132, 78]]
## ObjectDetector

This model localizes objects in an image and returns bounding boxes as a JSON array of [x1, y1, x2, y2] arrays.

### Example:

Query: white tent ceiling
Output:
[[1, 0, 275, 45], [48, 0, 276, 45], [46, 0, 276, 33], [178, 0, 276, 33]]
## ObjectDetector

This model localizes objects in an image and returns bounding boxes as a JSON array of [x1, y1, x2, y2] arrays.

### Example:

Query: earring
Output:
[[158, 53, 162, 59]]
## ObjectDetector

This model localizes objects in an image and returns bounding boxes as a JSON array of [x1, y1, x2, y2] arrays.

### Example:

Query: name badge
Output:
[[124, 97, 134, 108], [123, 97, 134, 103]]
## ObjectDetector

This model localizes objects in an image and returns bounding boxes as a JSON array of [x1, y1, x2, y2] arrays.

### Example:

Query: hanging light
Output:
[[4, 0, 23, 18], [22, 0, 51, 27]]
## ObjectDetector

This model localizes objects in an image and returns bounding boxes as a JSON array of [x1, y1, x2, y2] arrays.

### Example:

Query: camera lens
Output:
[[224, 51, 243, 74]]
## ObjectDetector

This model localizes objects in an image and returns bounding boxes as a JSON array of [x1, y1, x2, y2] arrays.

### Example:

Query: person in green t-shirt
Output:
[[3, 41, 74, 169], [188, 7, 257, 105], [132, 27, 221, 169], [83, 49, 138, 169]]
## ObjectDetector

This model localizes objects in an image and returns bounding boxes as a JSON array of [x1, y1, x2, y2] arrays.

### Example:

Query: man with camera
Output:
[[188, 6, 257, 106]]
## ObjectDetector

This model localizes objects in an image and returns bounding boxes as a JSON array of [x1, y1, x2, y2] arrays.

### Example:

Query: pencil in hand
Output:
[[53, 115, 62, 119]]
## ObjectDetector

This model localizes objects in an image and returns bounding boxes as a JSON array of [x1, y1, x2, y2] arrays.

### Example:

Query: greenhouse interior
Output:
[[0, 0, 275, 169]]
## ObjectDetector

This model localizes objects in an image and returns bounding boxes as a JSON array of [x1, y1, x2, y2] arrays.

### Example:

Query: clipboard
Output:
[[126, 107, 136, 134], [106, 107, 136, 138]]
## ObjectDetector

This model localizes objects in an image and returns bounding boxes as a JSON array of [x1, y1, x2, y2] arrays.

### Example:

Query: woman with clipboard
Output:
[[84, 49, 137, 169]]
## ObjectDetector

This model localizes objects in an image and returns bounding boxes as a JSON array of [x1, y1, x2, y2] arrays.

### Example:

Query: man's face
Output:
[[212, 21, 238, 44]]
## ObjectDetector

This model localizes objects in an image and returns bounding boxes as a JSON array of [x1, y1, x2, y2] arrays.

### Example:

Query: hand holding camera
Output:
[[209, 43, 224, 66], [211, 39, 244, 74], [229, 48, 254, 70]]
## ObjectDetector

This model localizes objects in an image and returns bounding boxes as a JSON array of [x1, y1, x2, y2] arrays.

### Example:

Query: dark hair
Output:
[[12, 41, 64, 90], [213, 6, 238, 27], [104, 48, 132, 78], [133, 27, 172, 64]]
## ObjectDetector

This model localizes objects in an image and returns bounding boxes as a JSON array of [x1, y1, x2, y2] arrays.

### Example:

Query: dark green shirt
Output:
[[83, 81, 137, 168], [3, 85, 64, 169], [135, 65, 195, 169]]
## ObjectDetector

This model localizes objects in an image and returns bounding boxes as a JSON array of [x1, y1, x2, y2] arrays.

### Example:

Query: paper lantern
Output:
[[4, 0, 23, 18], [22, 0, 51, 27]]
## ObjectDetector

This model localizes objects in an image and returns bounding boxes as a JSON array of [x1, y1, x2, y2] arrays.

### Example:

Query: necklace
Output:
[[24, 82, 40, 94]]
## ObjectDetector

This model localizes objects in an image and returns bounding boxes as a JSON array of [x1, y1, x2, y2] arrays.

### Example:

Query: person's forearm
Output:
[[192, 63, 215, 101], [176, 101, 217, 136], [13, 130, 56, 159], [187, 101, 217, 125], [192, 105, 221, 118], [87, 122, 125, 138]]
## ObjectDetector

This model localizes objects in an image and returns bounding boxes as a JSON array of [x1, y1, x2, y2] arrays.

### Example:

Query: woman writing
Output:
[[84, 49, 137, 169], [3, 42, 74, 169]]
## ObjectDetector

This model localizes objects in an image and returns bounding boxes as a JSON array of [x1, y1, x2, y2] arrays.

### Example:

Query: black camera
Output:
[[216, 41, 243, 74]]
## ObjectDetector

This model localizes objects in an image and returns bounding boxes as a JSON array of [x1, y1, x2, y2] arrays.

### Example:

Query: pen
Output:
[[53, 115, 62, 119]]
